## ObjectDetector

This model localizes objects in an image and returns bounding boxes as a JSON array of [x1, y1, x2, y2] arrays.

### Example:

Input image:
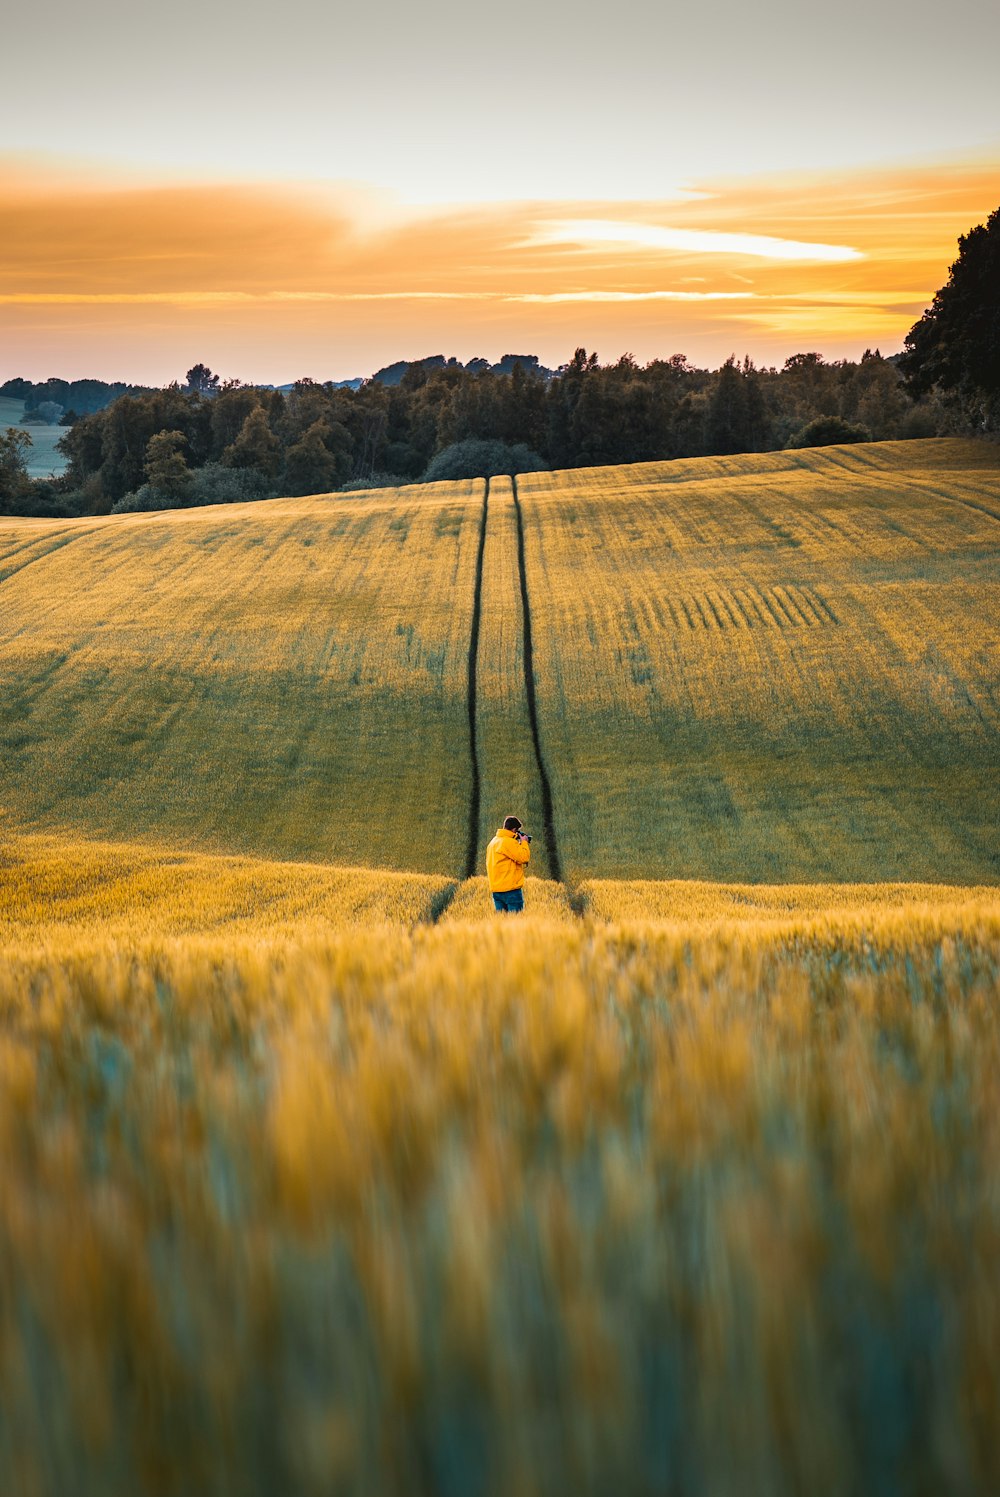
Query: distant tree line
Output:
[[0, 375, 158, 423], [0, 349, 952, 518], [2, 202, 996, 519]]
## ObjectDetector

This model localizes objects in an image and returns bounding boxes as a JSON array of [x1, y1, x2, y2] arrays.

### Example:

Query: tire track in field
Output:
[[463, 476, 490, 881], [430, 476, 490, 920], [511, 474, 564, 885], [889, 473, 1000, 530], [0, 525, 101, 586], [934, 490, 1000, 528]]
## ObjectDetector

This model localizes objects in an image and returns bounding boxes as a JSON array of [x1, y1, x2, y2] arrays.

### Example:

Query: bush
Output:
[[422, 439, 548, 482], [897, 408, 940, 440], [789, 416, 871, 448], [111, 484, 176, 514], [189, 464, 280, 505], [0, 481, 83, 519], [338, 472, 412, 493], [62, 476, 108, 516], [112, 465, 280, 514]]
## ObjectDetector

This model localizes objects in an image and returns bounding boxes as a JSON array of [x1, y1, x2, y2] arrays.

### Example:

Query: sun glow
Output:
[[0, 154, 995, 379]]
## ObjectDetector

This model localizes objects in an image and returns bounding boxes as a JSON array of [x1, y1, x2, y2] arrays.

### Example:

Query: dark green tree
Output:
[[57, 410, 106, 491], [100, 397, 161, 500], [741, 357, 772, 451], [899, 206, 1000, 427], [703, 357, 773, 455], [222, 407, 281, 478], [283, 421, 345, 496], [185, 364, 220, 395], [144, 430, 192, 500], [704, 357, 748, 454], [210, 388, 262, 458], [0, 428, 32, 505], [496, 360, 547, 450]]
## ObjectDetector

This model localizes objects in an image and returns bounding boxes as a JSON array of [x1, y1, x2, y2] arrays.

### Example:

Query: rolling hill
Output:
[[2, 437, 998, 884], [520, 438, 1000, 881], [0, 480, 482, 871]]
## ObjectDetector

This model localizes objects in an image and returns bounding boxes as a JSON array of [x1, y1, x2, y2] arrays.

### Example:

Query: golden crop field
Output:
[[3, 439, 998, 885], [0, 481, 483, 871], [519, 438, 1000, 882], [1, 829, 999, 1495], [2, 438, 1000, 1494], [0, 828, 450, 947]]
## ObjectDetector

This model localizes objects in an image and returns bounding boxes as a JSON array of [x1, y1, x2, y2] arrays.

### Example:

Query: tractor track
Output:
[[429, 476, 490, 923], [939, 492, 1000, 528], [511, 474, 564, 885], [463, 475, 490, 881], [0, 526, 102, 587]]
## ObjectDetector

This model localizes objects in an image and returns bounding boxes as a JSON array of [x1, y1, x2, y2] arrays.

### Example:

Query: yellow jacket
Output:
[[486, 827, 531, 891]]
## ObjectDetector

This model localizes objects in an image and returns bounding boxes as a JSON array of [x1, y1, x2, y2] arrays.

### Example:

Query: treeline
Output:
[[0, 375, 157, 422], [1, 348, 952, 518]]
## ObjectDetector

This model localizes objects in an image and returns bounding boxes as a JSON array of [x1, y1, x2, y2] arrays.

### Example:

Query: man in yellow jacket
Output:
[[486, 816, 531, 913]]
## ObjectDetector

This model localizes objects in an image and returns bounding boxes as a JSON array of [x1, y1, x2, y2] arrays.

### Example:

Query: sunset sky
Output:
[[2, 0, 998, 384]]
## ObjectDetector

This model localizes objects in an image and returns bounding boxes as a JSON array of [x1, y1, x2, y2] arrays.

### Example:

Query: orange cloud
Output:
[[1, 154, 996, 379]]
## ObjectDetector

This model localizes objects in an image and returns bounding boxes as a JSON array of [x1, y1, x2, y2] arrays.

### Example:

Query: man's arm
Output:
[[510, 838, 531, 865]]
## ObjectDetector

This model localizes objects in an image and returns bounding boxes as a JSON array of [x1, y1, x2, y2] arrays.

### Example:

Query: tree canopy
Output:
[[899, 206, 1000, 427]]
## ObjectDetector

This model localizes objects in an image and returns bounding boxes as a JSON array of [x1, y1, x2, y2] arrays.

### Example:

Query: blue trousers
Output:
[[492, 888, 524, 914]]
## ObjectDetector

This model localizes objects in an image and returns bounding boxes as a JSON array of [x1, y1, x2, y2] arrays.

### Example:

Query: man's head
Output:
[[503, 816, 523, 832]]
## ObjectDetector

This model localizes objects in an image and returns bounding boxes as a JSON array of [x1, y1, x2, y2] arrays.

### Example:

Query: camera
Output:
[[518, 830, 532, 844]]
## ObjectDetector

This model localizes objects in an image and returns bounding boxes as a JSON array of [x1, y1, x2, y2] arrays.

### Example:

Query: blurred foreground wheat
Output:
[[2, 867, 998, 1495]]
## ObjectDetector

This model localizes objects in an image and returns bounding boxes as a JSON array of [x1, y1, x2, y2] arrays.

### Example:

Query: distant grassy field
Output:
[[1, 827, 999, 1495], [519, 439, 1000, 882], [0, 395, 70, 479]]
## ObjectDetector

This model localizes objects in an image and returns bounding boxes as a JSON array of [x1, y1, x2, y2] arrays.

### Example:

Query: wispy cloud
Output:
[[526, 219, 864, 263], [511, 290, 753, 303]]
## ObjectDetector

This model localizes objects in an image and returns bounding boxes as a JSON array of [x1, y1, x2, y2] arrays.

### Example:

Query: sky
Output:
[[2, 0, 998, 383]]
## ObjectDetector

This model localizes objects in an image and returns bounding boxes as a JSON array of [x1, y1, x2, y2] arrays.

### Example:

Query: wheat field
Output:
[[2, 439, 1000, 1494], [519, 439, 1000, 882], [0, 481, 482, 870], [1, 830, 999, 1495], [3, 440, 998, 882]]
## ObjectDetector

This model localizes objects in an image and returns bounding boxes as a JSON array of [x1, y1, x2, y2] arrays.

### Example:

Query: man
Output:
[[486, 816, 531, 913]]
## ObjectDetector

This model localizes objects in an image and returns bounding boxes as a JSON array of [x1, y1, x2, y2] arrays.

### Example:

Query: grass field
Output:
[[0, 481, 482, 869], [3, 438, 996, 883], [0, 396, 70, 480], [520, 439, 1000, 882], [2, 438, 1000, 1493]]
